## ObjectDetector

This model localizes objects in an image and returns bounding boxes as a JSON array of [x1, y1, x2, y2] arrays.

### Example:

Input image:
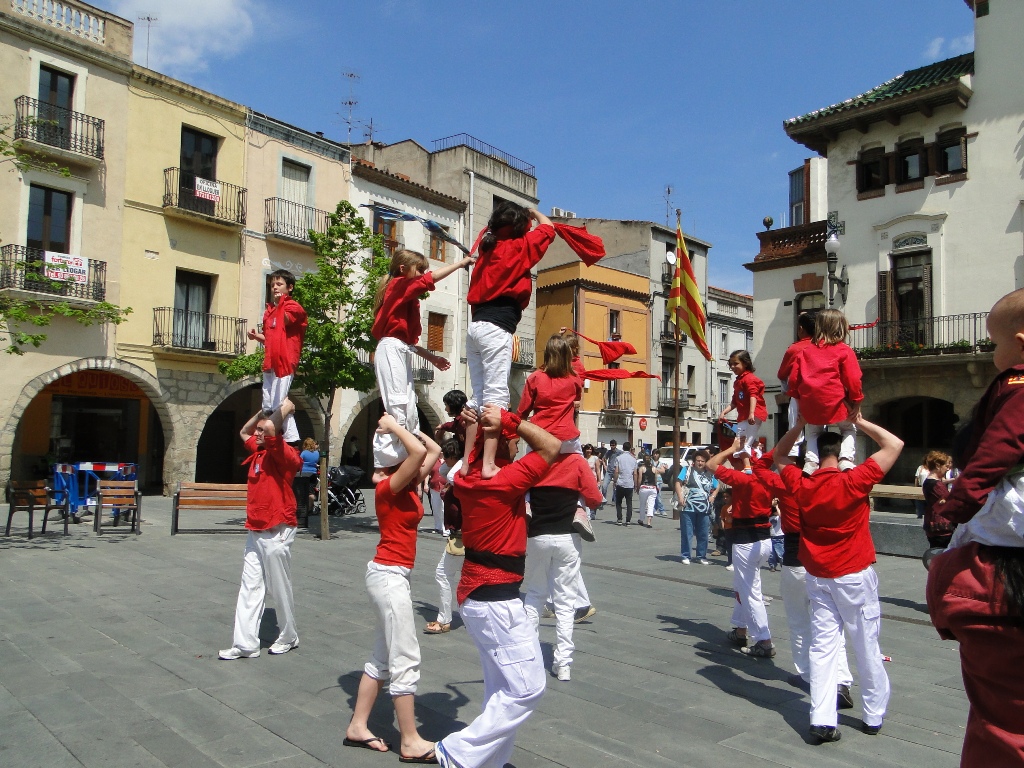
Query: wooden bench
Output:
[[6, 480, 70, 539], [95, 480, 142, 535], [869, 483, 923, 511], [171, 482, 248, 534]]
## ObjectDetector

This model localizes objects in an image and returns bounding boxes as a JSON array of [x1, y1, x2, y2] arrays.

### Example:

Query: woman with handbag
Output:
[[675, 450, 718, 565]]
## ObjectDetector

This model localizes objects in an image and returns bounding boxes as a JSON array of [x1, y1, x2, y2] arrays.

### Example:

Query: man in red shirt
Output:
[[220, 400, 303, 660], [435, 405, 561, 768], [774, 413, 903, 744]]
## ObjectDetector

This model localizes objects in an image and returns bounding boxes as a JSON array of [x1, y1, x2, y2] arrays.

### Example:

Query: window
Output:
[[718, 376, 730, 407], [27, 184, 72, 253], [373, 213, 400, 256], [37, 65, 74, 150], [427, 312, 446, 352], [173, 270, 212, 349], [609, 309, 620, 338], [429, 225, 449, 262], [281, 160, 310, 205], [896, 138, 927, 184], [789, 166, 805, 226], [720, 332, 728, 359], [937, 128, 967, 175], [606, 361, 620, 406], [857, 147, 887, 193], [179, 127, 219, 214], [686, 365, 695, 389], [893, 252, 931, 323]]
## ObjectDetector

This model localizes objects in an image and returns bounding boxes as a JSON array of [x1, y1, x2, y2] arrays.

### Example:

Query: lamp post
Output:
[[824, 225, 849, 307]]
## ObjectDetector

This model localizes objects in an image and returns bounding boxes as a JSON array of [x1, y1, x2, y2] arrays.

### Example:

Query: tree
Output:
[[1, 119, 132, 354]]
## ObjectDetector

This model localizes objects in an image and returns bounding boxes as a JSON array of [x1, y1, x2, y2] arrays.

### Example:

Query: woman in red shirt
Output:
[[345, 414, 441, 762], [718, 350, 768, 471]]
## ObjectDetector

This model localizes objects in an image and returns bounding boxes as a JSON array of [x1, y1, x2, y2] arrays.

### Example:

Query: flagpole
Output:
[[673, 209, 682, 495]]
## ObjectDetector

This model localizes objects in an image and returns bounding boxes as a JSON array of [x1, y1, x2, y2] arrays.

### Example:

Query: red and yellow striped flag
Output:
[[667, 216, 712, 361]]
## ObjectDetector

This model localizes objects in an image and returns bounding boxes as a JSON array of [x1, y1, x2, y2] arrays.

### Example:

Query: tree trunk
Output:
[[319, 391, 335, 541]]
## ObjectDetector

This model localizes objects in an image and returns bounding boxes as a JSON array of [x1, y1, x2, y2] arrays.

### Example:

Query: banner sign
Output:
[[44, 252, 88, 284], [194, 177, 221, 202]]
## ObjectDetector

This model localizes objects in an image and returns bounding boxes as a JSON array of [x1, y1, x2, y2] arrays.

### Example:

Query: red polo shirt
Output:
[[261, 296, 307, 376], [752, 452, 799, 535], [244, 435, 301, 530], [517, 370, 582, 441], [467, 224, 555, 309], [370, 272, 436, 345], [777, 338, 811, 392], [374, 480, 424, 568], [781, 459, 884, 578], [714, 465, 772, 543], [792, 341, 864, 425], [731, 370, 768, 422]]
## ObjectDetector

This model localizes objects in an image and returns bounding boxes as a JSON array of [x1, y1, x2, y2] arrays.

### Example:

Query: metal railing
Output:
[[850, 313, 992, 358], [603, 389, 633, 411], [660, 320, 688, 343], [657, 387, 690, 411], [431, 133, 536, 177], [512, 335, 535, 367], [0, 244, 106, 301], [14, 96, 104, 159], [413, 361, 435, 383], [152, 307, 247, 354], [264, 198, 330, 243], [754, 220, 828, 262], [355, 348, 374, 369], [661, 262, 673, 287], [163, 168, 247, 226]]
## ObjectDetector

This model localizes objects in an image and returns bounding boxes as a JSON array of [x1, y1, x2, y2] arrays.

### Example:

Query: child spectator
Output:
[[371, 249, 474, 468], [718, 350, 767, 471], [247, 269, 308, 443], [463, 202, 555, 478], [777, 312, 817, 456], [434, 389, 469, 454], [791, 309, 864, 474]]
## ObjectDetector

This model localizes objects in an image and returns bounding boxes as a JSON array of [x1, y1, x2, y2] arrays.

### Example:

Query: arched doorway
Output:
[[341, 397, 437, 483], [875, 396, 958, 483]]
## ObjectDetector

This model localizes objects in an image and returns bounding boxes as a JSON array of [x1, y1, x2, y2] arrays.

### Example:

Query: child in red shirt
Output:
[[371, 249, 474, 468], [777, 312, 816, 458], [718, 350, 767, 471], [247, 269, 308, 443], [517, 334, 583, 453], [463, 202, 556, 479], [346, 413, 442, 762], [791, 309, 864, 473]]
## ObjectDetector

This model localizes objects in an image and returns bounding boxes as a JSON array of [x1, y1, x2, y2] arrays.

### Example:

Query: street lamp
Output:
[[824, 228, 849, 307]]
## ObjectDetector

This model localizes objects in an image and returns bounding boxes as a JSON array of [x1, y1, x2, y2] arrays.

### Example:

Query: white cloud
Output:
[[948, 34, 974, 55], [109, 0, 261, 77], [924, 36, 945, 61], [923, 33, 974, 62]]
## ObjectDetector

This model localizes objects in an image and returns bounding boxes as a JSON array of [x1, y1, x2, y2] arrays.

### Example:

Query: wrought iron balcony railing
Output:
[[153, 307, 247, 355], [163, 168, 246, 226], [660, 320, 689, 343], [602, 389, 633, 412], [413, 361, 435, 383], [850, 313, 992, 359], [431, 133, 536, 177], [0, 244, 106, 301], [661, 262, 673, 288], [264, 197, 330, 243], [658, 387, 690, 411], [512, 335, 535, 368], [14, 96, 104, 159]]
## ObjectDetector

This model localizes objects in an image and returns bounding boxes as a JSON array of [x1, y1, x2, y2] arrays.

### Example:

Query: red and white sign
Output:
[[44, 252, 88, 284], [194, 176, 221, 202], [638, 417, 648, 430]]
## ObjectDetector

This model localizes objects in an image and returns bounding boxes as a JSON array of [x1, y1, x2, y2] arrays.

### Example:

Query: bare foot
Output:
[[481, 461, 499, 479], [345, 724, 389, 752], [400, 738, 436, 761]]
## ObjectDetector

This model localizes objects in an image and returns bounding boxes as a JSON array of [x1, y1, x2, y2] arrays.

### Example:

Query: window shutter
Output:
[[959, 135, 968, 171], [922, 263, 934, 347], [878, 270, 894, 346], [427, 312, 445, 352]]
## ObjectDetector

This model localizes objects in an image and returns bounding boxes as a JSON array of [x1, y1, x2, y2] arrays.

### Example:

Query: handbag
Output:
[[445, 533, 465, 557]]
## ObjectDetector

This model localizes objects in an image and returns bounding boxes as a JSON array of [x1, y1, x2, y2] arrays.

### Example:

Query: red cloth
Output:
[[730, 370, 768, 422], [777, 338, 811, 391], [713, 466, 772, 543], [943, 364, 1024, 524], [453, 451, 550, 604], [467, 224, 555, 310], [781, 459, 884, 578], [517, 370, 582, 441], [243, 435, 301, 530], [261, 296, 307, 376], [574, 332, 637, 364], [552, 222, 605, 266], [581, 369, 659, 381], [927, 543, 1024, 767], [752, 452, 800, 535], [534, 453, 603, 509], [791, 341, 863, 425], [370, 272, 436, 345], [373, 480, 423, 568]]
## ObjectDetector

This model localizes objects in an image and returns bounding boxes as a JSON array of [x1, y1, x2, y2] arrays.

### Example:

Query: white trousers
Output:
[[523, 534, 580, 668], [430, 489, 446, 533], [232, 525, 298, 651], [732, 418, 763, 458], [804, 422, 856, 466], [364, 562, 421, 696], [466, 320, 513, 411], [434, 549, 462, 626], [787, 398, 805, 456], [806, 566, 890, 728], [571, 533, 591, 608], [779, 565, 852, 684], [729, 539, 772, 643], [438, 598, 545, 768], [262, 372, 299, 443], [638, 486, 658, 522], [373, 337, 420, 468]]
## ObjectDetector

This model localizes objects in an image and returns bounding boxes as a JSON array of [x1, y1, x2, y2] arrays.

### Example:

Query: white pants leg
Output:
[[364, 562, 421, 696], [465, 320, 513, 410], [638, 487, 657, 523], [571, 534, 591, 609], [806, 566, 889, 728], [524, 535, 580, 669], [232, 525, 298, 651], [732, 419, 763, 458], [372, 337, 418, 468], [780, 565, 812, 679], [435, 550, 462, 626], [430, 489, 446, 533], [837, 421, 857, 463], [262, 372, 299, 443], [803, 423, 824, 467], [730, 539, 772, 643], [439, 598, 546, 768], [787, 398, 805, 456]]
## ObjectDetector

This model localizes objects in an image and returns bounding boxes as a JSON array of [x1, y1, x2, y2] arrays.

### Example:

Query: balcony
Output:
[[431, 133, 536, 177], [750, 220, 828, 270], [152, 307, 247, 356], [512, 335, 535, 368], [14, 96, 104, 163], [657, 387, 690, 413], [660, 320, 689, 343], [413, 361, 435, 384], [851, 313, 992, 359], [0, 244, 106, 303], [661, 262, 673, 288], [602, 389, 633, 412], [355, 348, 374, 369], [163, 168, 246, 228], [264, 198, 331, 244]]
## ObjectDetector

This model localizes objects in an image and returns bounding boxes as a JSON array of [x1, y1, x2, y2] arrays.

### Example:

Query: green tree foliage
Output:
[[219, 200, 390, 459]]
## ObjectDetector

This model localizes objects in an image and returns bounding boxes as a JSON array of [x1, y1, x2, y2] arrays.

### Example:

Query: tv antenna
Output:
[[138, 15, 158, 68], [340, 71, 360, 145], [664, 185, 674, 227], [362, 117, 382, 143]]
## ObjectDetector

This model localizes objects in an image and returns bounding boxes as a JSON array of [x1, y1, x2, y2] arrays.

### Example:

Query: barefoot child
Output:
[[371, 249, 474, 468], [247, 269, 307, 443], [718, 350, 767, 471], [345, 414, 441, 762]]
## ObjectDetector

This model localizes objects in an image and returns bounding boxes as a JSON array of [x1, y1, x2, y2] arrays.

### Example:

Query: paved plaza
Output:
[[1, 493, 967, 768]]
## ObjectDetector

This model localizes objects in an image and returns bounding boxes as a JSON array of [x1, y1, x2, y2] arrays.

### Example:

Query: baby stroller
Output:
[[313, 465, 366, 517]]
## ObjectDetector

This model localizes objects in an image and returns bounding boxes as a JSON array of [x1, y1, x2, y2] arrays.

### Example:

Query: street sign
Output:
[[638, 417, 648, 430]]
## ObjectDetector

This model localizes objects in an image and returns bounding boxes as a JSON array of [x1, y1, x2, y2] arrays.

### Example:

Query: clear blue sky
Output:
[[99, 0, 974, 293]]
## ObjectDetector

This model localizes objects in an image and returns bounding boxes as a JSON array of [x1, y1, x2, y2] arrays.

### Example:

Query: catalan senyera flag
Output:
[[667, 215, 712, 361]]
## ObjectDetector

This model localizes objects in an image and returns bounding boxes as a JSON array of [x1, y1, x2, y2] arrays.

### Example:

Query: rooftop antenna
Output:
[[340, 71, 360, 145], [138, 15, 158, 68], [363, 117, 382, 144], [664, 185, 674, 227]]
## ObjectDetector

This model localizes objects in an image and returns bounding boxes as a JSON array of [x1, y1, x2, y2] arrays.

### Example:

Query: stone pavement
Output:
[[0, 493, 967, 768]]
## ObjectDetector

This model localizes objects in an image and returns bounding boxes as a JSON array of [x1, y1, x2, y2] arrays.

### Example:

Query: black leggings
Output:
[[615, 486, 633, 522]]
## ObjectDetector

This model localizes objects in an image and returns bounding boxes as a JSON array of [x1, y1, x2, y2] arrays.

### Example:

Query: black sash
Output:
[[465, 547, 526, 576]]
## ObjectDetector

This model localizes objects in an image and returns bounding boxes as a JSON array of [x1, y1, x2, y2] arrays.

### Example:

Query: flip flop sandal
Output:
[[399, 748, 439, 764], [423, 622, 451, 634], [343, 736, 390, 752]]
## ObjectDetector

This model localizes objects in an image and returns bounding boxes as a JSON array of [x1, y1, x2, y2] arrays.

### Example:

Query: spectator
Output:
[[922, 451, 955, 548], [675, 449, 718, 564], [612, 442, 638, 525]]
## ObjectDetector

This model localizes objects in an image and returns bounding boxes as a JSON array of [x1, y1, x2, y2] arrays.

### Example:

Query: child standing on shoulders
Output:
[[778, 312, 817, 457], [718, 350, 767, 471], [371, 249, 474, 468], [248, 269, 308, 444], [791, 309, 864, 474], [463, 202, 555, 478]]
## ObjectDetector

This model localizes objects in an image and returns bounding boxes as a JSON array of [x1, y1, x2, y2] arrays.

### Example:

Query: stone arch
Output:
[[0, 357, 176, 491]]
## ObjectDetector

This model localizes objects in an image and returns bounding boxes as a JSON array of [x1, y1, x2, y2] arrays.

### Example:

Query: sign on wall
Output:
[[44, 252, 89, 284], [194, 177, 221, 202]]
